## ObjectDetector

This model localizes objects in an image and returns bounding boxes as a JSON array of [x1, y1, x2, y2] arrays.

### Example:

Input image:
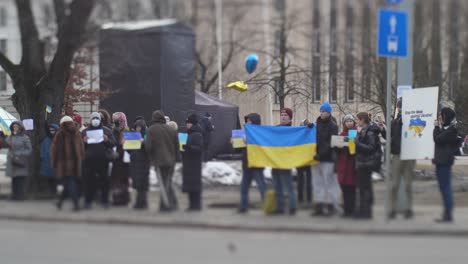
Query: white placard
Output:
[[86, 129, 104, 144], [22, 119, 34, 131], [400, 87, 439, 160]]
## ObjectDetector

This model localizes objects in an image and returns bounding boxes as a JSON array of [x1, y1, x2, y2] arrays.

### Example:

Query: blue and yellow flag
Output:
[[245, 124, 318, 169]]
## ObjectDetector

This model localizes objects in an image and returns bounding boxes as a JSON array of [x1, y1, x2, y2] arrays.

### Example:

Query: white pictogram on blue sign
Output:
[[377, 9, 408, 57]]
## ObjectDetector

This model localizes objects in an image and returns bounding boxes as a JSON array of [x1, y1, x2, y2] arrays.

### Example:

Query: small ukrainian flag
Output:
[[245, 124, 318, 169], [46, 105, 52, 114]]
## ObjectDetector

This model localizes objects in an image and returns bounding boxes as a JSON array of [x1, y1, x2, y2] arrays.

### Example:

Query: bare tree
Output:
[[0, 0, 95, 195]]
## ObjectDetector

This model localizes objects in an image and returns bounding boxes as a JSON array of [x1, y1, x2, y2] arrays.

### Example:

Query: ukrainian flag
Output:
[[245, 124, 318, 169]]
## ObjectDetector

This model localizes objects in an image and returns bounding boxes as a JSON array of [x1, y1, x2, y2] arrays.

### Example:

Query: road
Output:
[[0, 220, 467, 264]]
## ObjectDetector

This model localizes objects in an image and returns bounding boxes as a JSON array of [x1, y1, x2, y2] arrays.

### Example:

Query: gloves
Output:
[[307, 123, 314, 129], [343, 136, 349, 142]]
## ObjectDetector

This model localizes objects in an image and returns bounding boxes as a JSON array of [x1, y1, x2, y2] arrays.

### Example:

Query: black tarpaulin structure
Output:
[[194, 91, 240, 159], [99, 19, 195, 127], [98, 20, 240, 158]]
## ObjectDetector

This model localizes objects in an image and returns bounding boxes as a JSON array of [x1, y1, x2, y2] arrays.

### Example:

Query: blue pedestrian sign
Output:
[[377, 9, 408, 57]]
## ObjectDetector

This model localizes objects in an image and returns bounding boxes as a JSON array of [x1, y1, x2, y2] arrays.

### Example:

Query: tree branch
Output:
[[0, 51, 19, 79]]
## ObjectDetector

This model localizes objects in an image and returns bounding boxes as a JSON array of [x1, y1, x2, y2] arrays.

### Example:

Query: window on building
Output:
[[274, 30, 281, 58], [0, 39, 6, 54], [42, 4, 53, 27], [312, 0, 321, 103], [274, 0, 285, 11], [0, 72, 7, 91], [345, 4, 354, 102], [361, 2, 371, 101], [274, 79, 282, 104], [328, 0, 337, 102], [0, 7, 6, 27]]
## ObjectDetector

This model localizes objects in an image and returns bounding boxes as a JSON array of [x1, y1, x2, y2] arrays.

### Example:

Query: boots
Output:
[[435, 210, 453, 223], [311, 203, 325, 216]]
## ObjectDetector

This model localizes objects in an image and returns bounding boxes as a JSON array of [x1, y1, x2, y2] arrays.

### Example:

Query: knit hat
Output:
[[320, 102, 332, 113], [186, 113, 199, 125], [343, 114, 355, 124], [90, 112, 101, 122], [73, 114, 82, 126], [60, 116, 74, 124], [280, 108, 293, 119]]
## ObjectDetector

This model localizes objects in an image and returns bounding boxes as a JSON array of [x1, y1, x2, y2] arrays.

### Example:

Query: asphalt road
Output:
[[0, 220, 467, 264]]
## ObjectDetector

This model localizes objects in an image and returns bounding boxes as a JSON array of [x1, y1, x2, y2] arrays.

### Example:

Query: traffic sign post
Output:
[[377, 7, 409, 220], [377, 9, 408, 57]]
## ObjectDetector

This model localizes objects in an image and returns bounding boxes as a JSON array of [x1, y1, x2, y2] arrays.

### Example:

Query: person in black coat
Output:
[[200, 113, 214, 162], [130, 119, 150, 210], [182, 114, 204, 211], [433, 107, 458, 223], [354, 112, 382, 219]]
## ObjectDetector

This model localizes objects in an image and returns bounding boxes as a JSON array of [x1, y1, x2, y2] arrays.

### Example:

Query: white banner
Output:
[[400, 87, 439, 160]]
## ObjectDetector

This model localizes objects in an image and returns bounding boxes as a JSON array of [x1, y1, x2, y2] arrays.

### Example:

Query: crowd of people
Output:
[[0, 109, 207, 213], [0, 101, 460, 223], [239, 101, 459, 223]]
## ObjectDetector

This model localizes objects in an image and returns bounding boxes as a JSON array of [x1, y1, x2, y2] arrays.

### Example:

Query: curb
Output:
[[1, 213, 467, 238]]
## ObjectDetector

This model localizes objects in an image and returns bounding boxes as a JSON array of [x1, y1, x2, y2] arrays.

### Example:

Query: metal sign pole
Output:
[[384, 58, 392, 221]]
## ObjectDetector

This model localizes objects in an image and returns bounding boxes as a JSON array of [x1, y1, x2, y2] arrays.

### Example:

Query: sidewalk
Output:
[[1, 199, 467, 237]]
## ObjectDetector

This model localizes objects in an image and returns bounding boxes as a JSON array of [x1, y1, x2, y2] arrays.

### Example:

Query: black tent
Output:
[[99, 20, 195, 126], [194, 91, 240, 159]]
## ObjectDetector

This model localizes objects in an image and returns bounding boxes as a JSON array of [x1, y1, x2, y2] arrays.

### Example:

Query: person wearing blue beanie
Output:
[[312, 101, 339, 217], [320, 102, 332, 113]]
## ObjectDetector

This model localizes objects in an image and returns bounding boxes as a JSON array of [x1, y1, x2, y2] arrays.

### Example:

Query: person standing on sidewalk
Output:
[[40, 123, 59, 195], [51, 116, 84, 211], [130, 118, 150, 210], [336, 114, 358, 217], [312, 102, 340, 216], [433, 107, 459, 223], [182, 114, 204, 211], [237, 113, 266, 214], [355, 112, 382, 219], [110, 112, 131, 206], [82, 112, 116, 209], [200, 113, 214, 162], [382, 99, 416, 220], [4, 121, 32, 201], [145, 110, 179, 212], [271, 108, 296, 215], [296, 119, 313, 205]]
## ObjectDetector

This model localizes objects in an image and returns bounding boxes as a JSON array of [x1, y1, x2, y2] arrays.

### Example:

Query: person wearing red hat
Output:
[[271, 108, 296, 215]]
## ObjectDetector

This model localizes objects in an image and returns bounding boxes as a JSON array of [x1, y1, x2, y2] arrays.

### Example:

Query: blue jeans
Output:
[[60, 176, 79, 207], [436, 165, 454, 213], [272, 169, 296, 211], [240, 168, 266, 210]]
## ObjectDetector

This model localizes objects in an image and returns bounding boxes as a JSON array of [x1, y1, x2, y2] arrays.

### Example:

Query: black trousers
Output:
[[357, 168, 374, 218], [297, 166, 312, 203], [11, 177, 26, 200], [84, 159, 109, 205], [340, 184, 356, 216], [187, 191, 201, 210]]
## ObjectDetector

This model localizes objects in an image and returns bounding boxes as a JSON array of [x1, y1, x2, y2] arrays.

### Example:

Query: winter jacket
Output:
[[355, 124, 382, 171], [145, 111, 179, 167], [242, 113, 261, 171], [381, 113, 403, 155], [5, 121, 32, 178], [336, 127, 357, 186], [81, 125, 115, 161], [130, 120, 150, 192], [51, 122, 84, 179], [433, 125, 458, 166], [182, 124, 204, 193], [39, 123, 59, 178], [200, 116, 214, 148], [315, 116, 339, 162]]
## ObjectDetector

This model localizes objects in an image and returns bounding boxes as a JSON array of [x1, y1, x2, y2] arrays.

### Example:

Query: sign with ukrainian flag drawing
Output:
[[245, 124, 318, 169], [401, 87, 439, 160]]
